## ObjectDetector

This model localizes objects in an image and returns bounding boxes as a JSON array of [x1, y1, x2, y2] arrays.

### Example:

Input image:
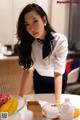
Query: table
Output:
[[25, 94, 80, 120]]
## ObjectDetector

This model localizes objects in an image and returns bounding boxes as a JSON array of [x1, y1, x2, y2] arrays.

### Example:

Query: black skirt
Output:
[[33, 70, 67, 94]]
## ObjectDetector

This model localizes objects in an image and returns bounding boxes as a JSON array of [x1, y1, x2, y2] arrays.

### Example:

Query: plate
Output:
[[38, 100, 80, 119], [9, 96, 26, 116]]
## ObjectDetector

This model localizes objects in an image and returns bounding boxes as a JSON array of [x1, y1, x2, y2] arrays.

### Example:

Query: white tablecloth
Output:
[[24, 94, 80, 108]]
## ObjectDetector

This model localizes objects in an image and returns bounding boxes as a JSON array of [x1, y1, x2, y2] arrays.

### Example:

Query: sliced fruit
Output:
[[0, 97, 18, 114], [0, 93, 10, 107]]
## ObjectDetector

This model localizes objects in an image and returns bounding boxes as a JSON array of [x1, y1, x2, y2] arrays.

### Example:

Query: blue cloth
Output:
[[71, 59, 80, 70], [42, 33, 54, 58]]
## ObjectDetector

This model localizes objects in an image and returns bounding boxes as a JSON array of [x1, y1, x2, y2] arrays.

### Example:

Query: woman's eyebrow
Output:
[[32, 17, 38, 20], [24, 17, 38, 23]]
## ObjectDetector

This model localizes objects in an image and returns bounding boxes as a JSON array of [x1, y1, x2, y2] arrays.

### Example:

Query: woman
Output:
[[17, 3, 68, 104]]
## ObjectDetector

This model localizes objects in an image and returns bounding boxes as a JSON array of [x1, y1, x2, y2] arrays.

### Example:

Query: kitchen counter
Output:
[[0, 54, 18, 60]]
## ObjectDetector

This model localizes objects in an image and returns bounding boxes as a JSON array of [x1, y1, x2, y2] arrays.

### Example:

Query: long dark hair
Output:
[[17, 3, 55, 69]]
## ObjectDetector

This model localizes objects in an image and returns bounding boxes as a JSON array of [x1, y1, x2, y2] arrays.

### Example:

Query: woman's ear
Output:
[[43, 16, 47, 26]]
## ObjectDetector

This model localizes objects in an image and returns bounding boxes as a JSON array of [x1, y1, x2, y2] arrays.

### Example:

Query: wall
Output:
[[0, 0, 13, 45], [0, 0, 36, 45], [51, 1, 70, 37]]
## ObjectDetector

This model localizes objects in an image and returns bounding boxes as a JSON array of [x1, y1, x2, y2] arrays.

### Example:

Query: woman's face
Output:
[[24, 11, 47, 39]]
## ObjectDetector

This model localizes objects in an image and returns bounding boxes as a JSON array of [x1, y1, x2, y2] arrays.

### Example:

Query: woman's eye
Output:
[[34, 20, 38, 23]]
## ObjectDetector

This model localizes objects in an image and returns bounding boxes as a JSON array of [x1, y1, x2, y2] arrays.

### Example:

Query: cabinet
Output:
[[0, 57, 23, 95]]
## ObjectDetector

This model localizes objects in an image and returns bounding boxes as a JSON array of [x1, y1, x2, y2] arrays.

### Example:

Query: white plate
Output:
[[9, 96, 26, 116], [38, 100, 80, 120]]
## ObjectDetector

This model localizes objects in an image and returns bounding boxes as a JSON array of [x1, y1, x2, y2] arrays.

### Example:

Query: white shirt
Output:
[[31, 33, 68, 77]]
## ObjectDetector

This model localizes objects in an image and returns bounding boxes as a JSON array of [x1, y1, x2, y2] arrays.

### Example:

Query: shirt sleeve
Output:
[[53, 34, 68, 74]]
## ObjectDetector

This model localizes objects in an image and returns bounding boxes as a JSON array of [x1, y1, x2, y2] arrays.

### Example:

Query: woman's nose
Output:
[[30, 24, 35, 31]]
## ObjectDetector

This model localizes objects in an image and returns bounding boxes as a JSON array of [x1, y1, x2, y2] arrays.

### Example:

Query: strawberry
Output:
[[0, 93, 10, 107]]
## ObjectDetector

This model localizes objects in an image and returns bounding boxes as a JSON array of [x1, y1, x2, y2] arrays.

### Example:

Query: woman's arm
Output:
[[19, 67, 34, 97], [54, 72, 62, 105], [53, 34, 68, 104]]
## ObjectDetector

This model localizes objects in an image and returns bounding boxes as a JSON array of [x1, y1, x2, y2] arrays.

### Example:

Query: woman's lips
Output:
[[33, 32, 39, 36]]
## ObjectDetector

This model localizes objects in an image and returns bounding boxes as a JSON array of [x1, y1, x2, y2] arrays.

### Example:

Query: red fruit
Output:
[[0, 93, 10, 107]]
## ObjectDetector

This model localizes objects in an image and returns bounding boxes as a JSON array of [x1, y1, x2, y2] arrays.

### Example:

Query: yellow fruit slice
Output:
[[0, 98, 18, 114], [74, 108, 80, 118], [0, 98, 13, 112], [8, 98, 18, 114]]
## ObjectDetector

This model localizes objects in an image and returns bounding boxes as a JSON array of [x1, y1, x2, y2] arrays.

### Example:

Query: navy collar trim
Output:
[[43, 32, 54, 59]]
